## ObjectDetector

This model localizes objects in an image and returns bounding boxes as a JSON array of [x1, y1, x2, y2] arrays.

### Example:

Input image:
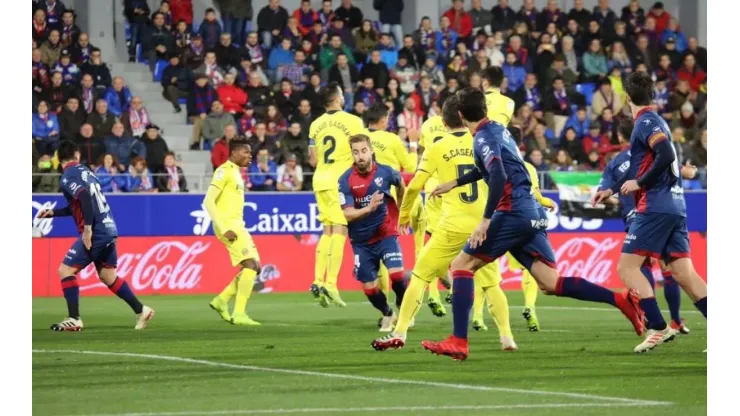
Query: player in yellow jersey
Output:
[[418, 114, 452, 317], [206, 140, 262, 326], [372, 96, 517, 352], [308, 83, 366, 307]]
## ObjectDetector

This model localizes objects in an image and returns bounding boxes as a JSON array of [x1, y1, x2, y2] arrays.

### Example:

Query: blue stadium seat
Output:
[[575, 83, 596, 106], [153, 60, 169, 82], [136, 44, 146, 64]]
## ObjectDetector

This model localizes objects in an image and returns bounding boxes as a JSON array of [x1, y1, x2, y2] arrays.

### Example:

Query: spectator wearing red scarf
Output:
[[32, 8, 50, 44], [211, 124, 239, 169], [442, 0, 473, 39], [677, 53, 706, 93]]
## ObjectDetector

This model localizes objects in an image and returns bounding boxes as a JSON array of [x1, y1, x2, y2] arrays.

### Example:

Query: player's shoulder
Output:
[[376, 163, 396, 175], [338, 166, 354, 183]]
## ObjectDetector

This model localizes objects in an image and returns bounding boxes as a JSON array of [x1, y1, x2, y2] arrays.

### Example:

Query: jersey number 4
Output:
[[457, 164, 479, 203], [323, 136, 336, 164], [88, 182, 110, 213]]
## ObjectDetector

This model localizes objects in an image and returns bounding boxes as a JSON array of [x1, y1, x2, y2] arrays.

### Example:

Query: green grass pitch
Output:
[[33, 290, 706, 416]]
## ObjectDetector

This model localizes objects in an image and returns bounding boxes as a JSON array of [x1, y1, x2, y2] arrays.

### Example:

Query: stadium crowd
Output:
[[32, 0, 708, 193]]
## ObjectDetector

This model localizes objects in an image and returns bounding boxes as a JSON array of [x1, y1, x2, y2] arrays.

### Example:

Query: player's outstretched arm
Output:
[[37, 205, 72, 218], [399, 171, 429, 225], [631, 139, 676, 191]]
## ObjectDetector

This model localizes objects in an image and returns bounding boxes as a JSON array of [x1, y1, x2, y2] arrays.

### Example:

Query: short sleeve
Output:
[[598, 161, 615, 191], [351, 114, 365, 136], [389, 168, 402, 187], [646, 124, 669, 149], [308, 120, 317, 147], [338, 176, 353, 209], [210, 166, 229, 190]]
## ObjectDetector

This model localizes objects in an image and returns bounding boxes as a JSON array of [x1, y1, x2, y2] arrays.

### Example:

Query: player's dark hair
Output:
[[441, 95, 464, 129], [456, 87, 487, 123], [625, 71, 654, 106], [349, 134, 372, 148], [364, 102, 389, 126], [320, 82, 342, 108], [229, 138, 251, 154], [617, 119, 634, 142], [507, 126, 523, 145], [482, 66, 504, 88], [57, 140, 79, 163]]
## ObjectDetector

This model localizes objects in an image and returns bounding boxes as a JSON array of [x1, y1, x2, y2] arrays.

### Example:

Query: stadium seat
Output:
[[136, 44, 146, 64], [153, 60, 169, 82], [575, 83, 596, 106]]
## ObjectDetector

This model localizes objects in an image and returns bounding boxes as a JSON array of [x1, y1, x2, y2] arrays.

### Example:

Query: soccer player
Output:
[[421, 88, 644, 361], [338, 134, 407, 331], [597, 118, 690, 335], [36, 141, 154, 331], [206, 139, 263, 325], [482, 66, 515, 127], [309, 82, 366, 307], [593, 72, 707, 353], [372, 96, 518, 352]]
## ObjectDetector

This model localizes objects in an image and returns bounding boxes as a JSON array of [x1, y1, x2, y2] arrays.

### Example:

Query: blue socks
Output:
[[555, 277, 617, 307], [694, 296, 707, 318], [663, 272, 682, 323], [640, 265, 655, 288], [364, 287, 392, 316], [61, 276, 79, 319], [108, 277, 144, 314], [640, 297, 667, 330], [390, 272, 407, 309], [451, 270, 475, 339]]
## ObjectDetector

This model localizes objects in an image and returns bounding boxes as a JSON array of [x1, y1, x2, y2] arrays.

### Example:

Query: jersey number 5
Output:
[[323, 136, 336, 164], [457, 164, 479, 203], [88, 182, 110, 214]]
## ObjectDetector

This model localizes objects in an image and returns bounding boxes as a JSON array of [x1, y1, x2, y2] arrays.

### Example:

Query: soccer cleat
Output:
[[421, 335, 469, 361], [379, 312, 396, 332], [209, 297, 231, 322], [670, 319, 690, 335], [50, 317, 83, 332], [522, 307, 540, 331], [309, 283, 322, 300], [472, 317, 488, 331], [445, 291, 452, 304], [230, 313, 262, 326], [318, 292, 330, 308], [135, 306, 155, 330], [439, 276, 452, 290], [500, 336, 518, 351], [427, 297, 447, 317], [615, 289, 646, 336], [372, 332, 407, 351], [634, 327, 676, 353], [320, 287, 347, 307]]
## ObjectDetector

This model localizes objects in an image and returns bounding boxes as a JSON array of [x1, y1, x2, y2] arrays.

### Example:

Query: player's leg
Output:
[[662, 218, 707, 320], [312, 190, 333, 300], [51, 238, 88, 331], [229, 229, 262, 325], [511, 252, 540, 331], [318, 189, 349, 307], [379, 237, 406, 310], [424, 232, 447, 317], [477, 260, 517, 351], [209, 268, 239, 322], [471, 282, 487, 331], [660, 260, 688, 334], [354, 244, 393, 330], [377, 263, 390, 297]]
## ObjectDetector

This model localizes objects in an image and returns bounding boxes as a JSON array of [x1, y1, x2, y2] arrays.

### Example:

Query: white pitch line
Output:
[[33, 349, 670, 407], [86, 402, 669, 416]]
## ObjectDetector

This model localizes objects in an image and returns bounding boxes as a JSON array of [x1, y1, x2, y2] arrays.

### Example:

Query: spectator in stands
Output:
[[559, 127, 587, 165], [88, 99, 116, 138], [584, 150, 602, 170], [291, 99, 314, 131], [293, 0, 318, 36], [188, 74, 218, 148], [420, 57, 445, 92], [538, 0, 566, 33], [216, 72, 247, 118], [686, 36, 707, 72], [480, 34, 503, 67], [328, 53, 358, 109], [74, 123, 105, 167], [583, 38, 608, 82], [283, 16, 304, 48], [317, 0, 334, 30], [128, 156, 158, 193], [516, 0, 538, 35], [249, 148, 278, 191], [160, 54, 192, 113], [215, 0, 252, 46], [33, 101, 61, 156], [591, 0, 617, 40], [353, 20, 378, 64], [563, 106, 590, 141], [544, 76, 574, 137], [211, 124, 238, 168], [668, 79, 691, 113], [104, 121, 146, 168], [143, 12, 175, 73], [141, 124, 169, 173], [248, 122, 279, 157], [301, 74, 323, 115], [469, 0, 492, 36], [353, 101, 366, 118], [372, 33, 396, 68], [268, 38, 296, 82], [59, 10, 80, 47], [197, 8, 222, 49], [170, 0, 193, 28], [239, 104, 258, 136], [397, 97, 422, 131], [121, 96, 150, 138], [688, 129, 707, 170], [491, 0, 517, 35], [104, 76, 132, 117], [545, 54, 578, 93], [215, 33, 241, 71], [563, 19, 585, 54], [335, 0, 363, 31], [671, 101, 698, 143], [242, 31, 267, 69], [257, 0, 289, 49], [585, 19, 602, 47], [513, 73, 542, 117], [435, 16, 458, 62], [526, 123, 555, 161], [661, 36, 682, 69], [245, 71, 272, 115], [71, 32, 93, 66], [95, 153, 128, 192], [437, 77, 459, 108], [621, 0, 645, 36], [327, 17, 352, 49], [58, 97, 85, 141], [33, 48, 51, 102], [273, 79, 300, 120], [597, 107, 616, 142], [653, 76, 671, 118], [527, 148, 552, 188], [647, 2, 671, 36], [158, 2, 173, 31], [276, 153, 303, 191], [413, 17, 435, 53], [394, 54, 420, 95], [124, 0, 151, 62], [552, 149, 575, 172], [591, 78, 622, 120], [309, 20, 328, 49], [157, 151, 188, 192], [174, 20, 192, 50], [203, 101, 236, 148], [643, 16, 661, 50], [374, 0, 404, 47], [236, 56, 268, 91], [633, 34, 655, 70], [558, 36, 579, 77], [33, 8, 51, 44], [513, 104, 537, 139], [45, 72, 69, 113], [402, 35, 428, 71], [654, 53, 676, 85], [354, 77, 381, 109], [40, 29, 62, 67], [677, 53, 706, 93], [53, 49, 80, 86], [264, 104, 288, 137], [32, 154, 60, 193], [443, 0, 473, 40], [75, 73, 95, 114], [357, 51, 386, 93], [321, 34, 355, 72], [581, 123, 604, 153], [608, 42, 633, 74], [182, 33, 206, 70], [196, 51, 226, 87], [81, 47, 112, 91], [279, 122, 308, 165], [410, 76, 438, 117]]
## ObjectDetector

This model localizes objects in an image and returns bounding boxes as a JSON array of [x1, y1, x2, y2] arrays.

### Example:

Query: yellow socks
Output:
[[521, 270, 538, 309], [234, 268, 258, 314], [217, 271, 240, 303], [473, 283, 486, 320], [377, 264, 390, 297], [394, 277, 427, 334], [428, 277, 441, 300], [314, 234, 331, 287], [485, 284, 513, 338], [325, 233, 346, 290]]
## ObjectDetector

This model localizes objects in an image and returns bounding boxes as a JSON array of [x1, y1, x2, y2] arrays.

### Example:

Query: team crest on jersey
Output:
[[374, 177, 383, 187]]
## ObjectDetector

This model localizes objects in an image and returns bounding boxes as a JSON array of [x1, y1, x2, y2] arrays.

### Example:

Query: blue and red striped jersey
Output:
[[60, 162, 119, 237]]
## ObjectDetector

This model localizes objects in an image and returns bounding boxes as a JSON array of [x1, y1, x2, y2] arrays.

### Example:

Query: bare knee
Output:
[[240, 259, 261, 274], [362, 280, 378, 291], [530, 261, 559, 294], [57, 264, 78, 278], [97, 267, 117, 286], [450, 253, 483, 274]]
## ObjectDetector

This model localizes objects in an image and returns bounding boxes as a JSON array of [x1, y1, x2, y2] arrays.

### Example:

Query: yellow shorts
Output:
[[218, 228, 260, 267], [424, 196, 443, 235], [506, 252, 524, 270], [315, 189, 347, 226], [413, 229, 501, 287]]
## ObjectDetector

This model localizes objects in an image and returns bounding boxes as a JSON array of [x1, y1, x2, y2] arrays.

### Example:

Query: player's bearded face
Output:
[[352, 144, 372, 172]]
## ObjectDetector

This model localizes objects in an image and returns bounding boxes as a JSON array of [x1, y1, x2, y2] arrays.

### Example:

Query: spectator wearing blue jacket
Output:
[[435, 16, 458, 64], [249, 148, 278, 191], [197, 8, 223, 49], [503, 51, 527, 93], [32, 100, 60, 156], [375, 34, 398, 69], [562, 107, 590, 140], [104, 122, 147, 168], [660, 18, 688, 53], [127, 156, 158, 193], [582, 39, 608, 82], [267, 38, 295, 82], [104, 76, 133, 117], [95, 153, 129, 192]]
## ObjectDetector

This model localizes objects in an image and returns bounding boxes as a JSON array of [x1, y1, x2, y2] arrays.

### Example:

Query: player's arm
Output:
[[404, 129, 420, 168], [527, 163, 554, 209], [308, 139, 318, 168], [64, 181, 95, 248], [482, 155, 507, 220], [429, 166, 483, 198], [634, 130, 675, 189], [399, 151, 433, 224], [203, 169, 228, 234], [391, 169, 406, 219]]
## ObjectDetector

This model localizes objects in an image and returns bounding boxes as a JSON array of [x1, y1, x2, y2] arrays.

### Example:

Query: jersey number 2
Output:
[[457, 164, 479, 203], [88, 182, 110, 213], [323, 136, 336, 164]]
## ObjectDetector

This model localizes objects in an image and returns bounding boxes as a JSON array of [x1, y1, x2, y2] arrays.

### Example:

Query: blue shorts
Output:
[[62, 235, 118, 271], [352, 237, 404, 283], [463, 208, 556, 271], [622, 213, 690, 264]]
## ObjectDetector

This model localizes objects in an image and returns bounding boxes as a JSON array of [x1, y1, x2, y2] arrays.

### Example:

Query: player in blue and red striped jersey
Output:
[[422, 89, 644, 361], [597, 119, 690, 335], [593, 72, 707, 353], [35, 141, 154, 332], [338, 134, 408, 332]]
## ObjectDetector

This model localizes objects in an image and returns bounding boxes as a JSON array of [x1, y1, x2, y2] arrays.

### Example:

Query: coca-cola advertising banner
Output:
[[31, 192, 708, 238], [32, 233, 707, 297]]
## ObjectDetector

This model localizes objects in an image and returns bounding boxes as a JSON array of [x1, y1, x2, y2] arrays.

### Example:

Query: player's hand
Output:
[[591, 189, 613, 206], [541, 197, 556, 211], [620, 180, 640, 195], [407, 129, 420, 143], [82, 226, 92, 250], [36, 209, 54, 218], [368, 191, 384, 211], [681, 160, 698, 179], [223, 230, 238, 242], [398, 222, 412, 235], [469, 218, 490, 249], [430, 180, 457, 198]]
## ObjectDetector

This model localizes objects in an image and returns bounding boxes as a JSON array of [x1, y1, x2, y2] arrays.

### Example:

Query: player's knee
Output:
[[97, 268, 117, 286], [450, 253, 480, 274], [362, 280, 378, 293], [388, 269, 405, 282], [241, 259, 261, 273], [57, 264, 77, 278]]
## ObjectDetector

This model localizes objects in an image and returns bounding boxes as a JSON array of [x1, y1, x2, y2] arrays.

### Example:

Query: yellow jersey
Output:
[[366, 128, 417, 172], [419, 116, 447, 192], [208, 160, 246, 235], [309, 110, 365, 191], [485, 88, 515, 126], [411, 130, 487, 234]]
